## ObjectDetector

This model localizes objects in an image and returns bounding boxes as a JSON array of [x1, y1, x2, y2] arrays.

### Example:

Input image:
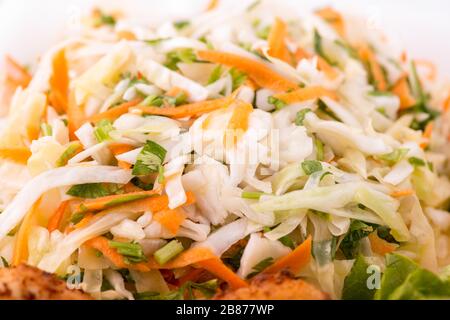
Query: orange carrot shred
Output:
[[74, 190, 161, 214], [153, 208, 186, 234], [85, 236, 150, 272], [358, 45, 387, 91], [4, 55, 31, 89], [89, 98, 143, 123], [197, 50, 298, 92], [135, 97, 232, 119], [274, 86, 338, 104], [368, 233, 397, 255], [48, 49, 69, 114], [12, 198, 43, 266], [206, 0, 219, 11], [390, 189, 414, 198], [263, 236, 312, 275], [392, 75, 416, 110], [420, 121, 434, 149], [315, 7, 346, 37], [67, 90, 87, 140], [195, 258, 248, 289], [443, 93, 450, 112], [0, 147, 32, 164], [47, 200, 70, 233], [268, 17, 292, 64]]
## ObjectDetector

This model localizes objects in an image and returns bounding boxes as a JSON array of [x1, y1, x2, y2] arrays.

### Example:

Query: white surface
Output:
[[0, 0, 449, 77]]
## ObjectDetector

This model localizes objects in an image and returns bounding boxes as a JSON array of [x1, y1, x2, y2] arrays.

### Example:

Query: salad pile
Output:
[[0, 0, 449, 299]]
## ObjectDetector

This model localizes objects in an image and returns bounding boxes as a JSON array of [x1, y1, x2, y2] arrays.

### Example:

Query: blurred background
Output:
[[0, 0, 449, 77]]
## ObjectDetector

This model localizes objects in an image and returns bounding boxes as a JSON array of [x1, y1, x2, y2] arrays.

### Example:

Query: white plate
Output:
[[0, 0, 449, 77]]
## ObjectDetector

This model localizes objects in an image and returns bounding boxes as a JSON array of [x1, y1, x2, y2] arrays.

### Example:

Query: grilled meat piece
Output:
[[214, 270, 328, 300], [0, 264, 92, 300]]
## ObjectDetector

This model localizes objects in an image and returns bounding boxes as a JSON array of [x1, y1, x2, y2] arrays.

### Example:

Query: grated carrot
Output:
[[12, 198, 43, 266], [224, 101, 253, 146], [368, 233, 397, 255], [73, 190, 161, 214], [72, 192, 195, 232], [315, 7, 345, 37], [392, 75, 416, 110], [4, 55, 31, 89], [415, 59, 437, 81], [165, 86, 188, 98], [0, 147, 32, 164], [274, 86, 338, 104], [390, 189, 414, 198], [136, 97, 232, 119], [109, 143, 135, 170], [197, 50, 298, 91], [206, 0, 219, 11], [443, 93, 450, 112], [153, 208, 186, 234], [267, 17, 292, 64], [48, 49, 69, 114], [420, 121, 434, 149], [263, 236, 311, 275], [358, 45, 387, 91], [89, 98, 143, 123], [67, 90, 87, 140], [47, 200, 70, 233], [85, 236, 150, 272], [195, 257, 248, 289]]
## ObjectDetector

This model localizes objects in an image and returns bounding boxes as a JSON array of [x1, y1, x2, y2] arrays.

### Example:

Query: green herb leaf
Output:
[[334, 40, 358, 59], [165, 48, 197, 70], [247, 257, 274, 279], [135, 279, 219, 300], [144, 38, 169, 46], [100, 13, 116, 26], [56, 141, 83, 167], [135, 290, 182, 300], [268, 96, 287, 110], [94, 119, 114, 142], [342, 255, 376, 300], [340, 220, 374, 259], [313, 29, 336, 66], [256, 25, 271, 40], [173, 20, 190, 30], [154, 240, 184, 265], [40, 123, 53, 136], [408, 157, 426, 167], [295, 108, 312, 126], [208, 65, 223, 84], [230, 68, 247, 91], [241, 191, 264, 200], [70, 212, 85, 224], [130, 177, 154, 191], [377, 148, 409, 165], [279, 235, 296, 250], [317, 99, 339, 120], [109, 241, 147, 264], [247, 0, 261, 12], [314, 138, 325, 161], [301, 160, 323, 175], [67, 183, 122, 199], [132, 140, 167, 176], [1, 256, 9, 268]]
